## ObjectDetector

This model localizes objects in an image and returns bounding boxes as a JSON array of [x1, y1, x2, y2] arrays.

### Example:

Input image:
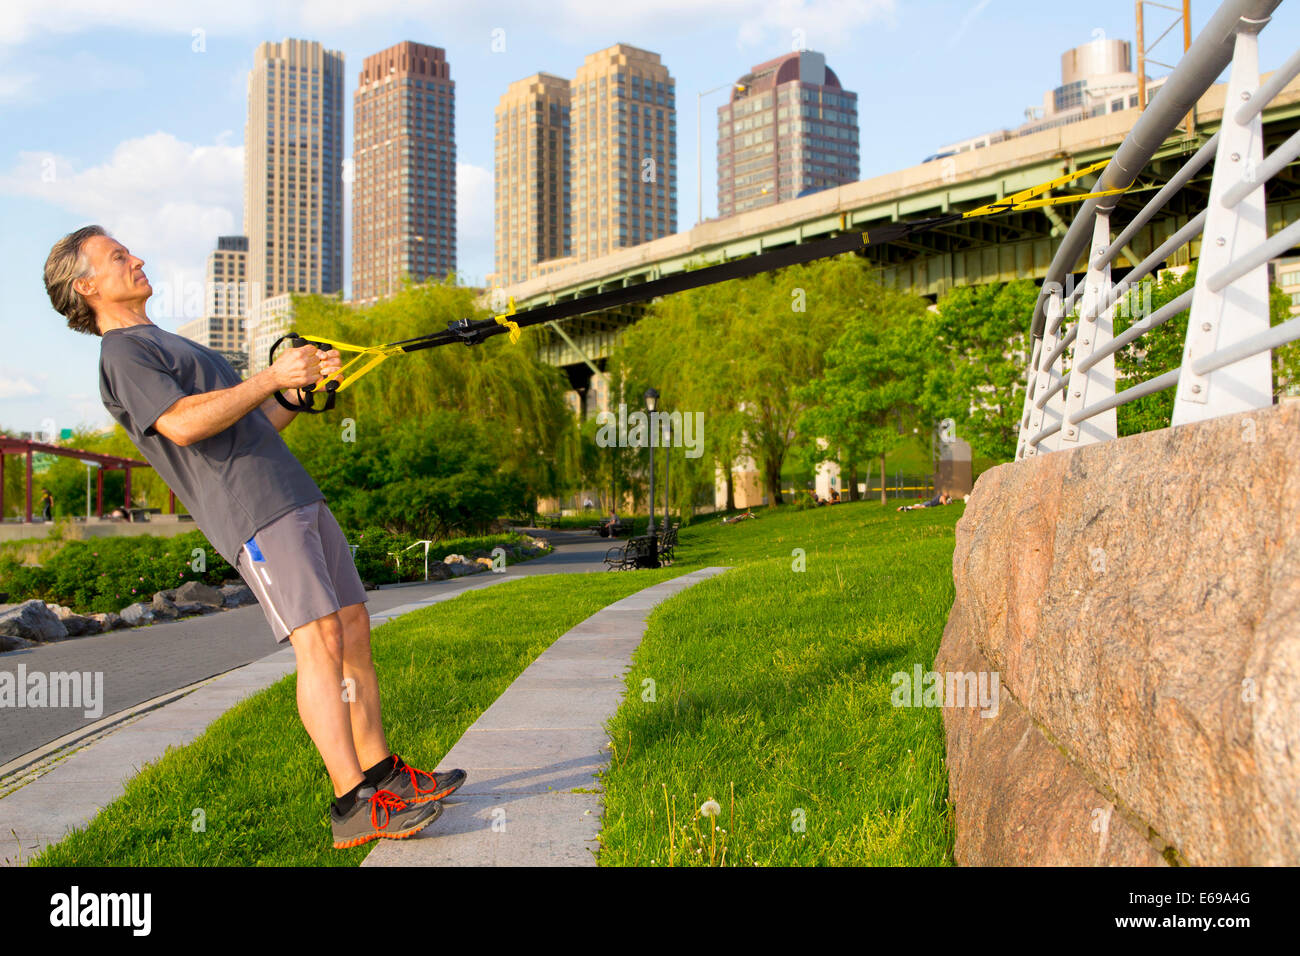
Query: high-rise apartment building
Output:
[[494, 73, 571, 286], [570, 44, 676, 262], [178, 235, 249, 373], [353, 41, 456, 304], [244, 37, 345, 313], [717, 51, 859, 218]]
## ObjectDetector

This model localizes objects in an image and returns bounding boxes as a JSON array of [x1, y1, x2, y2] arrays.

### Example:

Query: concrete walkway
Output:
[[362, 567, 731, 867]]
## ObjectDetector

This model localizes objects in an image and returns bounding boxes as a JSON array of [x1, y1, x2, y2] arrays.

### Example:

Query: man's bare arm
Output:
[[259, 392, 300, 432], [153, 346, 336, 446]]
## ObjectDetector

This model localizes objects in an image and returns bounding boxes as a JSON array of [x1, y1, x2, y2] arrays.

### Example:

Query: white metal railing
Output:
[[1017, 0, 1300, 460]]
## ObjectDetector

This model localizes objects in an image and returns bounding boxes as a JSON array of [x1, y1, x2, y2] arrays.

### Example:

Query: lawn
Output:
[[27, 497, 963, 866], [597, 499, 962, 866]]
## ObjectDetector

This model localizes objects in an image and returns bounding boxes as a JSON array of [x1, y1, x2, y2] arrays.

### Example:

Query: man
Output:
[[43, 226, 464, 850], [40, 488, 53, 522]]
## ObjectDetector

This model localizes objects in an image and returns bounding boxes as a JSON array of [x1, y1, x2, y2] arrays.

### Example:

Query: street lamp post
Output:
[[697, 82, 746, 225], [79, 459, 99, 522], [664, 418, 672, 530], [645, 387, 659, 537]]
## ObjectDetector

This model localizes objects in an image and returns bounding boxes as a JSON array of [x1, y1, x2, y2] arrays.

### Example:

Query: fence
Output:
[[1017, 0, 1300, 460]]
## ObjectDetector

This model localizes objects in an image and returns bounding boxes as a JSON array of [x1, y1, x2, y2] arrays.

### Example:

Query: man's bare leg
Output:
[[288, 612, 364, 798], [338, 602, 390, 773]]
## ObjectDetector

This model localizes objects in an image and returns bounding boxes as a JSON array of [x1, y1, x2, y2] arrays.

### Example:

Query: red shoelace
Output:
[[367, 788, 409, 829], [399, 761, 442, 795]]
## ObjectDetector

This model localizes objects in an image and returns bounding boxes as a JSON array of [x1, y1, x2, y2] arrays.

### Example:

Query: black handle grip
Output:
[[268, 332, 336, 414]]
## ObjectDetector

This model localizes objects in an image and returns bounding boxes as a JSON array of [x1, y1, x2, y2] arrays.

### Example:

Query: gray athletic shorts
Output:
[[235, 500, 368, 643]]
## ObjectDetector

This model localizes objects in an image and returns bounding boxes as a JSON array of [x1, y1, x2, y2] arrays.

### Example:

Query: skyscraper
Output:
[[570, 44, 676, 263], [243, 38, 345, 319], [178, 235, 249, 373], [717, 51, 859, 218], [494, 73, 571, 286], [353, 41, 456, 304]]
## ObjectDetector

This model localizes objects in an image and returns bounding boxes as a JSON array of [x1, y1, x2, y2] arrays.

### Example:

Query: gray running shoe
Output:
[[331, 785, 442, 849]]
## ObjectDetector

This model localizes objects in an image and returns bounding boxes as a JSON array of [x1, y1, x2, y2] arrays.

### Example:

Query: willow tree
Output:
[[285, 280, 577, 530]]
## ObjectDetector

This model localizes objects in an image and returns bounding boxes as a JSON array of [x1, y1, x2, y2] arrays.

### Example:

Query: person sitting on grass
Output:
[[721, 509, 757, 524], [897, 492, 952, 512]]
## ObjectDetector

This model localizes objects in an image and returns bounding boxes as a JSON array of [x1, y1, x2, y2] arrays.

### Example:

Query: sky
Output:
[[1, 0, 1297, 435]]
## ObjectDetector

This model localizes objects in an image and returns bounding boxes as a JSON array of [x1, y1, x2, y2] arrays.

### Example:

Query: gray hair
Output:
[[44, 225, 108, 336]]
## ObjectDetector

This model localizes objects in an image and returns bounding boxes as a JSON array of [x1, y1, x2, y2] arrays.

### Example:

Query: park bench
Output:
[[603, 534, 659, 571], [657, 523, 679, 565], [590, 518, 632, 537], [538, 513, 562, 529]]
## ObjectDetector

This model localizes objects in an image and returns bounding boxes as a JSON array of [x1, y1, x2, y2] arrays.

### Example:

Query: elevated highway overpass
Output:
[[497, 71, 1300, 388]]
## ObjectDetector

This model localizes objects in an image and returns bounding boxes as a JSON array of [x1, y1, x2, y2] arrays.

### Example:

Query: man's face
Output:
[[75, 236, 151, 312]]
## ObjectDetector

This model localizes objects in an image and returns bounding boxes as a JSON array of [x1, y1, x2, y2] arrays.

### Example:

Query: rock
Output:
[[426, 563, 452, 581], [474, 557, 495, 569], [0, 600, 68, 643], [173, 580, 225, 608], [446, 561, 481, 577], [89, 612, 125, 631], [45, 604, 102, 637], [936, 402, 1300, 866], [219, 583, 256, 608], [120, 602, 155, 626], [442, 553, 468, 565], [151, 591, 180, 620]]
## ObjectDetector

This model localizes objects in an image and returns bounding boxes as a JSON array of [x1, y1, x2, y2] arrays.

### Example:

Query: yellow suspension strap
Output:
[[268, 297, 525, 413], [492, 296, 521, 344], [960, 159, 1132, 218]]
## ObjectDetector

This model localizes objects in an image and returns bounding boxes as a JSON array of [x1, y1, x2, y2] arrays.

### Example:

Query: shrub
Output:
[[0, 532, 234, 615]]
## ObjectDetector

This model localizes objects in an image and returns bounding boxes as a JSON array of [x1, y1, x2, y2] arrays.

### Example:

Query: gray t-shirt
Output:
[[98, 323, 324, 566]]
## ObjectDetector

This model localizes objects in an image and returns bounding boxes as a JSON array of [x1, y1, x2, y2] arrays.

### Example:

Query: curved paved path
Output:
[[362, 567, 730, 867]]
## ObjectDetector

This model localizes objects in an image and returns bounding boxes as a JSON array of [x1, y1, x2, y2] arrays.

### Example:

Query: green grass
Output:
[[597, 499, 961, 866], [29, 569, 681, 867], [28, 498, 963, 867]]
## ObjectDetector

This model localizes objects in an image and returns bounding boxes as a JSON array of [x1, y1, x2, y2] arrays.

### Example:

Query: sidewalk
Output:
[[363, 566, 731, 867]]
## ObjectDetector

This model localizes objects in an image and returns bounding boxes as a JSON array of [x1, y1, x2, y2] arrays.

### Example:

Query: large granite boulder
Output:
[[89, 612, 126, 631], [937, 402, 1300, 866], [0, 600, 68, 643]]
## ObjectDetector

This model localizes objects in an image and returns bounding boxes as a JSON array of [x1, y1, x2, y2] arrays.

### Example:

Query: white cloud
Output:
[[2, 0, 896, 53], [1, 132, 243, 329], [948, 0, 992, 49], [0, 376, 39, 399]]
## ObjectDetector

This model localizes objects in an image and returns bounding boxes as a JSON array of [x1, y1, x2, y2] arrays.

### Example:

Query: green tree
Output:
[[796, 285, 930, 503], [922, 280, 1037, 463]]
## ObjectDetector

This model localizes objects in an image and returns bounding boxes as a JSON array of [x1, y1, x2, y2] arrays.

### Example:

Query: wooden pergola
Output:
[[0, 437, 176, 522]]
